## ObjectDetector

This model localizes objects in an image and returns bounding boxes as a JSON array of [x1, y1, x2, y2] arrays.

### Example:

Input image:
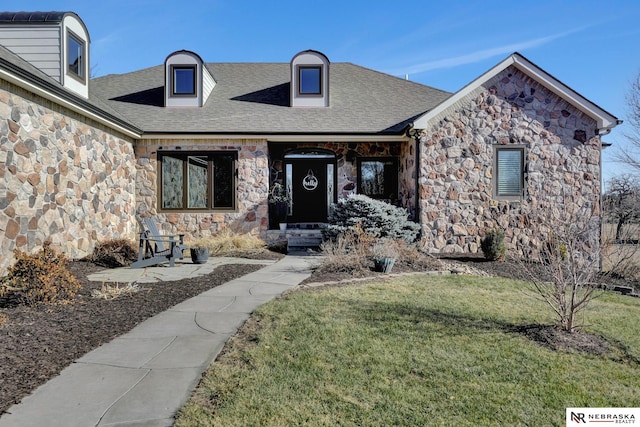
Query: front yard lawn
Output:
[[176, 274, 640, 426]]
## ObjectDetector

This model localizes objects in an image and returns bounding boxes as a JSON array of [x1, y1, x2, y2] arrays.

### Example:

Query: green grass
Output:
[[175, 275, 640, 427]]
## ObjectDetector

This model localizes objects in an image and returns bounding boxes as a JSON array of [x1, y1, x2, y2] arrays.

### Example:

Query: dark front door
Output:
[[288, 159, 328, 222]]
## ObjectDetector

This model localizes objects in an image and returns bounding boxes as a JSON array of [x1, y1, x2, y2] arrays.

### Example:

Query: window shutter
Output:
[[497, 149, 523, 196]]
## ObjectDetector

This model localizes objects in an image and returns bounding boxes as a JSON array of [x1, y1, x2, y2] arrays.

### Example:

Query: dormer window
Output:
[[299, 66, 322, 95], [67, 31, 85, 81], [164, 50, 216, 107], [172, 65, 196, 96], [291, 50, 329, 107]]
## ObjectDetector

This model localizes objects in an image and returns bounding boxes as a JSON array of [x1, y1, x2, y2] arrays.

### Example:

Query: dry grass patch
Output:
[[91, 282, 146, 300], [187, 229, 267, 256]]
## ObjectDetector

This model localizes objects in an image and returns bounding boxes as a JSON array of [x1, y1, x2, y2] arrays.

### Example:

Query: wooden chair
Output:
[[131, 217, 188, 268]]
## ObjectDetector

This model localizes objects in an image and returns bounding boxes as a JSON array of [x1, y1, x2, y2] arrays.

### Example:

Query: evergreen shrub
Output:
[[480, 229, 506, 261], [323, 195, 420, 245]]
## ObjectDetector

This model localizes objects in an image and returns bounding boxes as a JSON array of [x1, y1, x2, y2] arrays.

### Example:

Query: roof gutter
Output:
[[137, 133, 411, 143]]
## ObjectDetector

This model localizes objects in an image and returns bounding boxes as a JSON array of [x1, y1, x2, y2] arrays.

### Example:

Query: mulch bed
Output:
[[0, 260, 264, 415], [1, 250, 638, 415]]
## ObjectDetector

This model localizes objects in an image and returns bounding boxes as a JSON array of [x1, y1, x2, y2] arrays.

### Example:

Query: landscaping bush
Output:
[[88, 238, 138, 267], [0, 242, 81, 306], [481, 229, 506, 261], [323, 195, 420, 244], [318, 224, 376, 274]]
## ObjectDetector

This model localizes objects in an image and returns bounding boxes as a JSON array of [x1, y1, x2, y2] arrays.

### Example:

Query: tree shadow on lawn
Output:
[[343, 298, 639, 364]]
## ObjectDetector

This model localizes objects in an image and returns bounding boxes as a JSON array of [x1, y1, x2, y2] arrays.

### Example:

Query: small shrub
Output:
[[318, 224, 376, 273], [481, 229, 506, 261], [324, 195, 420, 244], [89, 238, 138, 267], [0, 242, 81, 306], [371, 239, 399, 260]]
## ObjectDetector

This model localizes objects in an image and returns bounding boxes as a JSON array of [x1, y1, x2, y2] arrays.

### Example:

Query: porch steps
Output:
[[286, 229, 323, 252]]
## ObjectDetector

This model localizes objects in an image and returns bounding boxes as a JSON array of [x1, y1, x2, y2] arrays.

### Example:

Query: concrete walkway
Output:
[[0, 255, 318, 427]]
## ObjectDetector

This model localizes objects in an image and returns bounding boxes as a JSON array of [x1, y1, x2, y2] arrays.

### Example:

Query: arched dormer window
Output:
[[164, 50, 216, 107], [62, 13, 90, 98], [290, 50, 329, 107]]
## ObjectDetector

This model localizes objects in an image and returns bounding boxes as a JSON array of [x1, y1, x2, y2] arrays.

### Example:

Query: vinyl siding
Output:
[[0, 26, 61, 82]]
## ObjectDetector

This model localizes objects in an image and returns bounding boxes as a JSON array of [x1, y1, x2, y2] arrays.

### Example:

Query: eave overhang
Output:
[[137, 132, 411, 143]]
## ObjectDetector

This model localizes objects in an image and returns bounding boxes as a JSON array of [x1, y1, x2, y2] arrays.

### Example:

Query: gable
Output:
[[413, 52, 620, 134]]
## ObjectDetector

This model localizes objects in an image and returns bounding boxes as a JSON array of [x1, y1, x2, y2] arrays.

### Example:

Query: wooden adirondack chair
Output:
[[131, 217, 188, 268]]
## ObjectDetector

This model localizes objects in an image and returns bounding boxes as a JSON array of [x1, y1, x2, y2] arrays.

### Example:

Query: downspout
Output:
[[407, 125, 421, 237], [596, 120, 621, 271]]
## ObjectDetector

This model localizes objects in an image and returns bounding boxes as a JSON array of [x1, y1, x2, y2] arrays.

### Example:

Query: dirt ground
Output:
[[1, 250, 638, 415]]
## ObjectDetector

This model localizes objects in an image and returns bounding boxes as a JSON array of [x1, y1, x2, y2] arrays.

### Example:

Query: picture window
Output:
[[299, 66, 322, 95], [159, 152, 236, 211], [172, 65, 197, 96]]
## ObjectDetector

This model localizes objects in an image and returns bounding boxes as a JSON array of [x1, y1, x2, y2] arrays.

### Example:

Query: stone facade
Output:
[[135, 140, 270, 237], [0, 81, 137, 274], [139, 140, 413, 238], [418, 66, 602, 253], [268, 140, 412, 213], [0, 59, 611, 273]]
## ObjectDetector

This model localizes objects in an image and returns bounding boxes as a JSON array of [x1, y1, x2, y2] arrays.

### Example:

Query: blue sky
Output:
[[17, 0, 640, 185]]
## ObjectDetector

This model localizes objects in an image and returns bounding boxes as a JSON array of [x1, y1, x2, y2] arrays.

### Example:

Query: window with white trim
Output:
[[494, 146, 525, 199]]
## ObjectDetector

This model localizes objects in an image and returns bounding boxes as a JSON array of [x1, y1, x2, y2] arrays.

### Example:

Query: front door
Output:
[[284, 153, 335, 223]]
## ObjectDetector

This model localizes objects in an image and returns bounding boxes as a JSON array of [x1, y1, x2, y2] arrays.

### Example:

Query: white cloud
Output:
[[388, 27, 587, 76]]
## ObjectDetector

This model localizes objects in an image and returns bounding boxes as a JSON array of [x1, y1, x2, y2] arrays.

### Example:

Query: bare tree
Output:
[[514, 199, 638, 333], [614, 73, 640, 171], [517, 216, 603, 333], [603, 175, 640, 241]]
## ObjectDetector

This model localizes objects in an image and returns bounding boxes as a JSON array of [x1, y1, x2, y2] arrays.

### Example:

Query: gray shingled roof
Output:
[[91, 62, 452, 135]]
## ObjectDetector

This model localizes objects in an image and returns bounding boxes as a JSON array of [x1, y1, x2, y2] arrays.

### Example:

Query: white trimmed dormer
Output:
[[290, 50, 329, 107], [0, 11, 90, 98], [164, 50, 215, 108]]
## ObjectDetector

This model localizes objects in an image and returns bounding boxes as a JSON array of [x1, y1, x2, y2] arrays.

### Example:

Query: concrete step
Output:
[[287, 235, 323, 252]]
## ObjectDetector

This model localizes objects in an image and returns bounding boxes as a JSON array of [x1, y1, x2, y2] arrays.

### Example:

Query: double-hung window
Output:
[[159, 152, 236, 211], [357, 157, 399, 202], [494, 146, 525, 199]]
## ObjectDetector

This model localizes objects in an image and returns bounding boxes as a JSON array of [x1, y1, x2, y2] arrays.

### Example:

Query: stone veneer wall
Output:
[[139, 140, 412, 237], [418, 66, 602, 253], [270, 140, 411, 207], [0, 81, 137, 274], [135, 140, 270, 237]]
